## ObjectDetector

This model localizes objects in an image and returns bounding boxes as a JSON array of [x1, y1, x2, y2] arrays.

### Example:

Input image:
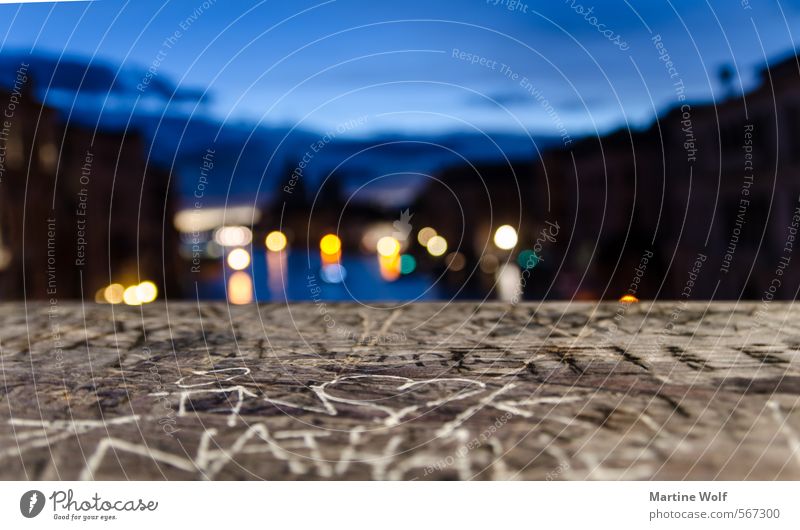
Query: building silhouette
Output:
[[0, 75, 181, 300], [416, 53, 800, 300]]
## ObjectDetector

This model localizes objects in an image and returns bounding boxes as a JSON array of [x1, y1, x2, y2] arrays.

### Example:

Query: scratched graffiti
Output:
[[0, 302, 799, 479]]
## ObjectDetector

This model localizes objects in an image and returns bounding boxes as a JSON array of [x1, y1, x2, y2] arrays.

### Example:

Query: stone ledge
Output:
[[1, 302, 798, 480]]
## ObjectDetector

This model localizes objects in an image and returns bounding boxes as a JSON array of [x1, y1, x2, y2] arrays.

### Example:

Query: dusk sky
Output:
[[1, 0, 798, 137]]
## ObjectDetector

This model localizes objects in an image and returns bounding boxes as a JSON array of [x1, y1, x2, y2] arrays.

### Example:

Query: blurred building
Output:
[[545, 53, 800, 300], [416, 53, 800, 300], [0, 76, 181, 301]]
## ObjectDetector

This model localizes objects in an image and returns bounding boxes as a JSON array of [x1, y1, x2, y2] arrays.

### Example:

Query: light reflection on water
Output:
[[196, 249, 443, 302]]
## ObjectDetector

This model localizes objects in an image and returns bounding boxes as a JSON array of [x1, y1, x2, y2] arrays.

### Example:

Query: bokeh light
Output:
[[227, 248, 251, 270], [206, 241, 223, 259], [620, 294, 639, 303], [361, 223, 398, 253], [228, 271, 253, 304], [174, 206, 261, 233], [265, 230, 287, 252], [493, 225, 518, 250], [518, 249, 540, 269], [377, 236, 401, 257], [122, 286, 142, 306], [400, 254, 416, 274], [379, 254, 401, 281], [135, 281, 158, 303], [214, 225, 252, 247], [104, 282, 158, 305], [321, 263, 347, 283], [417, 227, 437, 247], [320, 234, 342, 255], [479, 254, 500, 274], [103, 283, 125, 304], [496, 263, 522, 302], [426, 235, 448, 257], [445, 252, 466, 271]]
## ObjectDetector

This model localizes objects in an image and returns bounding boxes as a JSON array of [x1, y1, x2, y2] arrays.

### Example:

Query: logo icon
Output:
[[20, 490, 45, 518], [392, 209, 413, 241]]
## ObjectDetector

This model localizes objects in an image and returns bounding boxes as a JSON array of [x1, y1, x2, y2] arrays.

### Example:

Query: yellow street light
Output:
[[103, 283, 125, 304], [135, 281, 158, 304], [214, 226, 252, 247], [123, 286, 142, 306], [320, 234, 342, 255]]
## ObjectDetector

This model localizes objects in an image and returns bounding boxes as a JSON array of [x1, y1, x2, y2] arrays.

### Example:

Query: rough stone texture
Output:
[[1, 301, 799, 480]]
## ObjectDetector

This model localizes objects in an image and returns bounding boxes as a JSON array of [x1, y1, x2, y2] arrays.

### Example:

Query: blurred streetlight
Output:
[[100, 281, 158, 305], [417, 227, 437, 247], [377, 236, 401, 257], [426, 235, 447, 257], [135, 281, 158, 303], [214, 226, 252, 247], [320, 234, 342, 255], [493, 225, 518, 250], [265, 230, 287, 252], [103, 283, 125, 304], [400, 254, 416, 274], [227, 248, 251, 270], [320, 233, 342, 265]]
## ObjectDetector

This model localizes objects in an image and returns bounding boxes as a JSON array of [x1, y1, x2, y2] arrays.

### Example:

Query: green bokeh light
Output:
[[400, 254, 417, 274], [518, 249, 540, 269]]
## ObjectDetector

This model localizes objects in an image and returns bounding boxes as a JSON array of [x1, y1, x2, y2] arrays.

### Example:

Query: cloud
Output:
[[0, 51, 207, 103]]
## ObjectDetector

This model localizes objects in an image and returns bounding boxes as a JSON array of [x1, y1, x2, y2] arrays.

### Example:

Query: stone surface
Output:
[[0, 301, 799, 480]]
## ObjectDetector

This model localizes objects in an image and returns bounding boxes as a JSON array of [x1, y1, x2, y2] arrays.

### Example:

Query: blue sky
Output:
[[1, 0, 799, 137]]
